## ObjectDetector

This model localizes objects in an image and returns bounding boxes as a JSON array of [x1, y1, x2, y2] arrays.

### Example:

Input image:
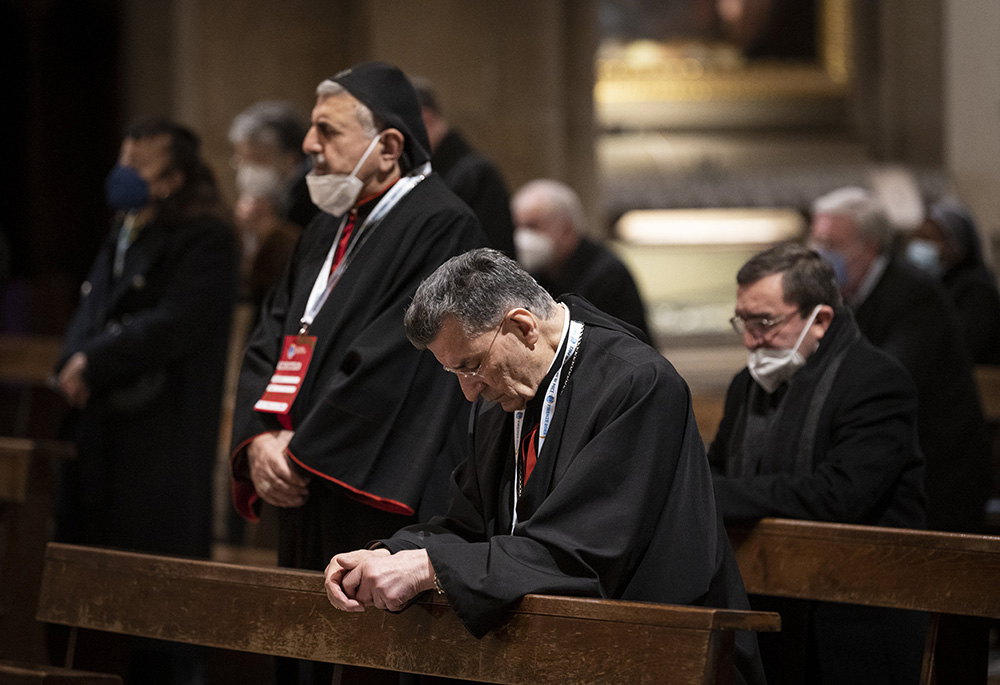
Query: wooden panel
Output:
[[37, 543, 779, 685], [0, 336, 63, 387], [0, 440, 32, 503], [0, 660, 122, 684], [730, 518, 1000, 617], [975, 364, 1000, 423], [1, 439, 75, 663]]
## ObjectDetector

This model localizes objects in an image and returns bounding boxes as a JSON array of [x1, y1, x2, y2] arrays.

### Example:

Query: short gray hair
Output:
[[812, 186, 893, 252], [228, 100, 308, 155], [315, 80, 381, 138], [404, 248, 558, 349], [512, 179, 587, 234]]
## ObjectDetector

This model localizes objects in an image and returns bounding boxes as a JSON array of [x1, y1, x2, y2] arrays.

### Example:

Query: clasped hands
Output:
[[247, 429, 309, 507], [324, 548, 436, 613]]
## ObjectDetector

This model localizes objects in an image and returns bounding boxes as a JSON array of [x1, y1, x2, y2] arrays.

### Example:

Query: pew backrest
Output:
[[36, 542, 779, 685], [729, 518, 1000, 684]]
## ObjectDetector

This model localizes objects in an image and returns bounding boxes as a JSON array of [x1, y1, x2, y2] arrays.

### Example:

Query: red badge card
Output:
[[253, 335, 316, 416]]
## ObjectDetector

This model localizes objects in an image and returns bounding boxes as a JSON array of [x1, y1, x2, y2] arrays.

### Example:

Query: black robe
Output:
[[432, 129, 515, 257], [57, 211, 238, 558], [383, 296, 765, 685], [533, 237, 650, 341], [853, 258, 992, 532], [231, 173, 487, 568]]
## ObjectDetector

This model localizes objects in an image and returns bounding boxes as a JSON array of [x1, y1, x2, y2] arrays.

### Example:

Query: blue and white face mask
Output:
[[810, 244, 850, 290]]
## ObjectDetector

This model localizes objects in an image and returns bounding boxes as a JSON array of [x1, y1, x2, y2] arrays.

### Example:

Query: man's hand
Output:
[[58, 352, 90, 408], [247, 430, 309, 507], [324, 548, 436, 613]]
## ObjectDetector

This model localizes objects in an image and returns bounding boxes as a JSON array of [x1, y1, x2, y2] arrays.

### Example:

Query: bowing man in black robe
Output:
[[324, 249, 766, 685], [230, 62, 487, 573]]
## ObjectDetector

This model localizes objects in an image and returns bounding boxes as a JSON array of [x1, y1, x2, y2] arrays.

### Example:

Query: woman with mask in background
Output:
[[53, 118, 238, 685], [906, 201, 1000, 364]]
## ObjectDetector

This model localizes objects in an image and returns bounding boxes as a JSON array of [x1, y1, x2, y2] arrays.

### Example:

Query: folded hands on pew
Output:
[[324, 548, 436, 613]]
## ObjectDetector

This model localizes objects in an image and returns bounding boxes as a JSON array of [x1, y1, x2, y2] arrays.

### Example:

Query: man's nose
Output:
[[743, 329, 765, 350], [302, 128, 320, 155], [458, 375, 483, 402]]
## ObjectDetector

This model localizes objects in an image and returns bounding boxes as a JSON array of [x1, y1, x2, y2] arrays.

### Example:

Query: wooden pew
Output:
[[0, 335, 64, 438], [0, 439, 76, 664], [36, 542, 780, 685], [729, 518, 1000, 684], [975, 364, 1000, 423]]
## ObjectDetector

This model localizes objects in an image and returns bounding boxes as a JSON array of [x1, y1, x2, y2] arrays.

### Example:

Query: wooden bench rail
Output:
[[729, 518, 1000, 618], [0, 335, 63, 387], [37, 543, 779, 685], [729, 518, 1000, 684], [0, 438, 76, 504]]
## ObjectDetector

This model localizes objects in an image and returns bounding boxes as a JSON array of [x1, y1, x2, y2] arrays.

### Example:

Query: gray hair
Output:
[[228, 100, 308, 155], [512, 179, 587, 234], [737, 242, 843, 314], [404, 248, 558, 349], [315, 80, 381, 138], [812, 186, 893, 252]]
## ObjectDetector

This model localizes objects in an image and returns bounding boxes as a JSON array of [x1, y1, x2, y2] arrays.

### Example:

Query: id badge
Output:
[[253, 335, 317, 415]]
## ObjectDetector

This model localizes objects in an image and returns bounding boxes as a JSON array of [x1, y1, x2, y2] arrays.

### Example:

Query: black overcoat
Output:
[[854, 258, 992, 532], [57, 211, 238, 557]]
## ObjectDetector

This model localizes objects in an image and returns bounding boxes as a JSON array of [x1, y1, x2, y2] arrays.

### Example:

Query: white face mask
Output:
[[747, 305, 821, 394], [306, 135, 381, 216], [514, 228, 555, 272], [235, 163, 284, 199]]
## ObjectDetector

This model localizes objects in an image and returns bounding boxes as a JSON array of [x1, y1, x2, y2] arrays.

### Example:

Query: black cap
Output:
[[329, 61, 430, 170]]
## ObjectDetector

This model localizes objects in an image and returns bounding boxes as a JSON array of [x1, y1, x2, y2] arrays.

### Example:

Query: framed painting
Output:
[[596, 0, 852, 125]]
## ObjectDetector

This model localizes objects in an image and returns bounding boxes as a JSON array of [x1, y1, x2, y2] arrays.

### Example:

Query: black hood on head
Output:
[[329, 61, 431, 171]]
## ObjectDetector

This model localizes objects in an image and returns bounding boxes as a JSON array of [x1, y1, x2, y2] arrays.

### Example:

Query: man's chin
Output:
[[498, 397, 527, 412]]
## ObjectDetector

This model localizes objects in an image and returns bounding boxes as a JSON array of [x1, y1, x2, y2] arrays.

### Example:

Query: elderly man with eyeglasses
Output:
[[708, 241, 927, 685], [324, 248, 768, 685]]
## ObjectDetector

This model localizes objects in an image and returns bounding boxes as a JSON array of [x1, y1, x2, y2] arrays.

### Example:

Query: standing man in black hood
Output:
[[229, 62, 487, 684]]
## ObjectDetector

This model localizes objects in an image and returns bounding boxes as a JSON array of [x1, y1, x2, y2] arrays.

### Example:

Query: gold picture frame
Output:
[[595, 0, 852, 107]]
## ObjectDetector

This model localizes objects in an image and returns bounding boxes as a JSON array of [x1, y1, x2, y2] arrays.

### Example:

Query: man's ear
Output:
[[376, 128, 405, 171], [506, 308, 540, 346], [813, 304, 835, 339]]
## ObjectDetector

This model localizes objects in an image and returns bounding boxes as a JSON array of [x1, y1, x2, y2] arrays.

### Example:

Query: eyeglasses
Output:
[[442, 316, 506, 379], [729, 312, 795, 337]]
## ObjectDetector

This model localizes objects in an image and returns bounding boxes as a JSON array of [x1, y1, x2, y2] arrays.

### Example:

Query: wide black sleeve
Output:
[[711, 351, 920, 523]]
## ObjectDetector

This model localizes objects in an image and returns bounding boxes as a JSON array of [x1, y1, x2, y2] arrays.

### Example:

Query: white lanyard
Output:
[[511, 315, 584, 532], [299, 163, 430, 334]]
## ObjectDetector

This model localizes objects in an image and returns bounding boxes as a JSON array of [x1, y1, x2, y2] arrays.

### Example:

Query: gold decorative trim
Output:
[[596, 0, 852, 104]]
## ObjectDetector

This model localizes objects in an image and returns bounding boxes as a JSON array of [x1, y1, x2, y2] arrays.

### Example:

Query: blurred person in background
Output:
[[511, 178, 649, 341], [810, 186, 992, 532], [412, 76, 515, 257], [905, 200, 1000, 365], [54, 118, 238, 683], [229, 100, 318, 231]]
